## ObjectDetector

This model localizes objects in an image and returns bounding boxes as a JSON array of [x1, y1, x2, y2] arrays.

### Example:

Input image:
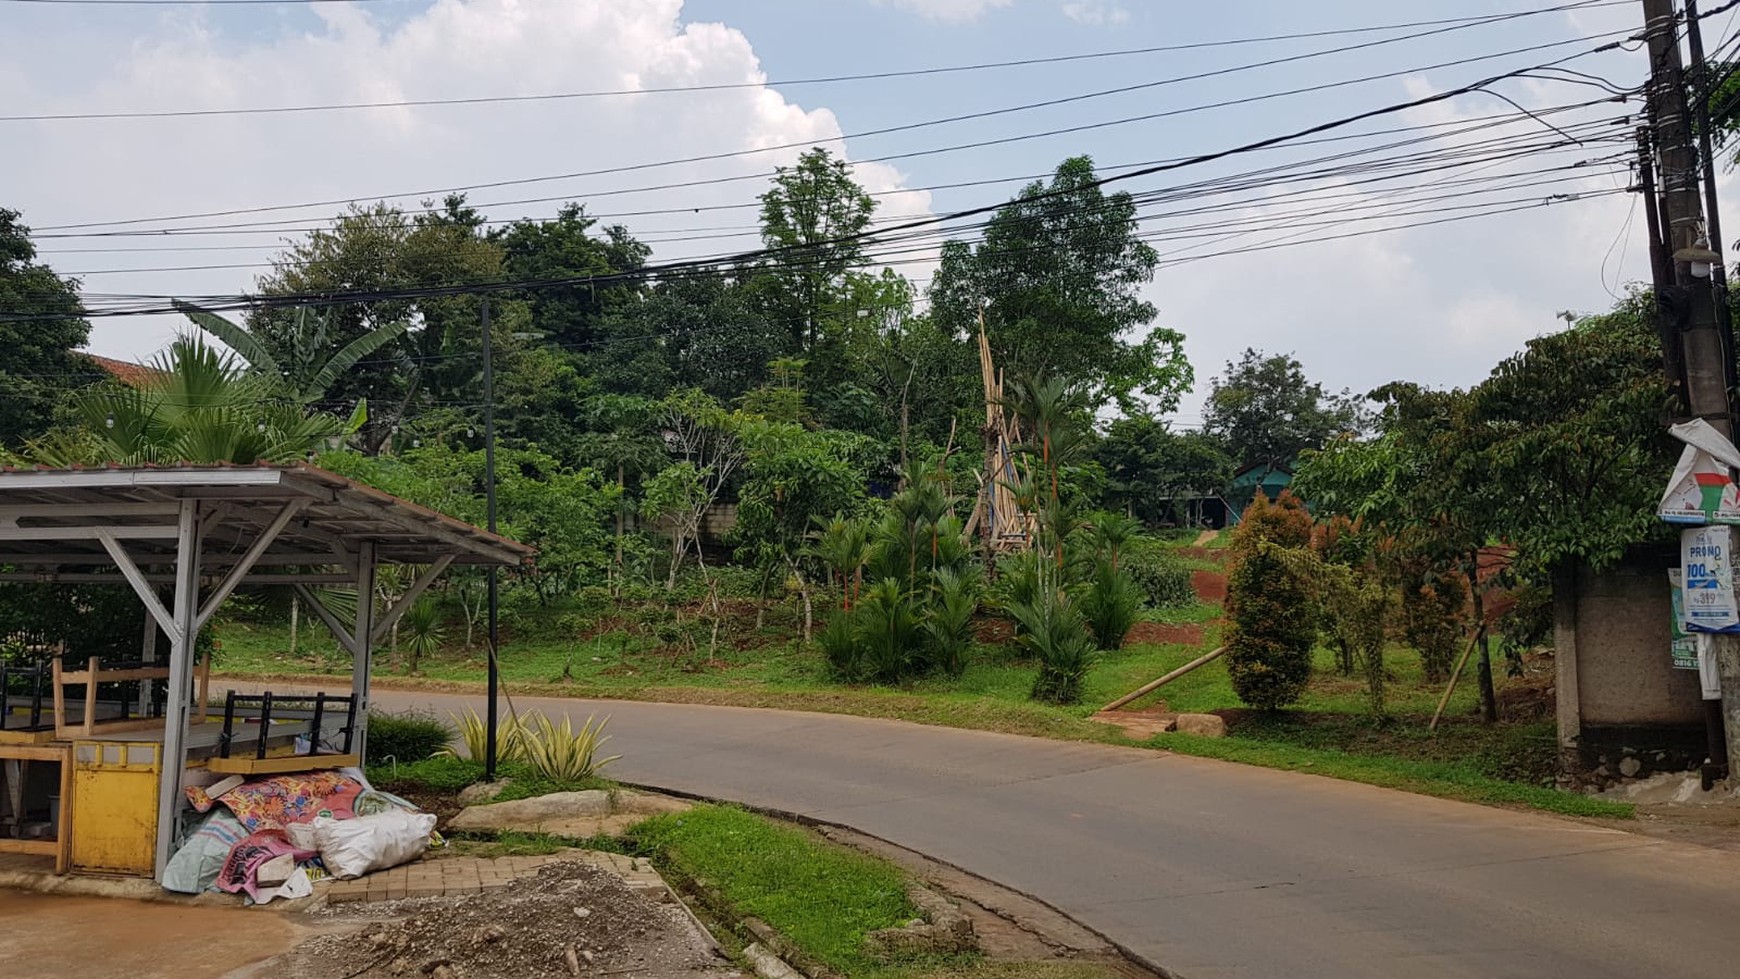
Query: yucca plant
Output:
[[436, 705, 531, 763], [522, 712, 621, 783], [399, 596, 445, 675]]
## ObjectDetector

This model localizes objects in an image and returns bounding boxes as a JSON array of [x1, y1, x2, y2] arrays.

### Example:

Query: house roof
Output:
[[0, 462, 533, 572], [82, 353, 160, 388]]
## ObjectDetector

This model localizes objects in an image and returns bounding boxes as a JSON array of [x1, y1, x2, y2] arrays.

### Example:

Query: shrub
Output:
[[367, 755, 483, 794], [921, 568, 978, 677], [437, 705, 532, 763], [852, 578, 923, 684], [1081, 561, 1143, 650], [1225, 492, 1317, 710], [366, 709, 450, 764], [521, 712, 620, 783], [1123, 538, 1196, 608], [817, 610, 861, 679], [1011, 590, 1098, 704]]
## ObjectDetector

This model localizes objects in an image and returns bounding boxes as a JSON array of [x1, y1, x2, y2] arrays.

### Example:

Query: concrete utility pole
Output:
[[1641, 0, 1740, 779]]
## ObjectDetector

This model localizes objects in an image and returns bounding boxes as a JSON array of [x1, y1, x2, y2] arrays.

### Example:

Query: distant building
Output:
[[1226, 461, 1294, 523]]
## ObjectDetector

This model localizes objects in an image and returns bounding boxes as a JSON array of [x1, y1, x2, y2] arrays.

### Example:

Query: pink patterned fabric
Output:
[[186, 771, 363, 833]]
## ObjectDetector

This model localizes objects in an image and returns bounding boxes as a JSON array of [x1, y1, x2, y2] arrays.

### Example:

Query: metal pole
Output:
[[482, 296, 500, 779], [1642, 0, 1739, 779], [152, 500, 199, 881]]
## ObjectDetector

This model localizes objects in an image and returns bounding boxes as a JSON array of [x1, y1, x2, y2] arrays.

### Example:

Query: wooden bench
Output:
[[51, 655, 210, 740]]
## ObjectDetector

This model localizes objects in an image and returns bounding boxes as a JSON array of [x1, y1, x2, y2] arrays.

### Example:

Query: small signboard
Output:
[[1681, 525, 1740, 633], [1668, 570, 1700, 669]]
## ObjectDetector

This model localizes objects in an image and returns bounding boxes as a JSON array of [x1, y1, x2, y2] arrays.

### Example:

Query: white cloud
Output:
[[0, 0, 932, 360], [871, 0, 1014, 23], [1060, 1, 1129, 26]]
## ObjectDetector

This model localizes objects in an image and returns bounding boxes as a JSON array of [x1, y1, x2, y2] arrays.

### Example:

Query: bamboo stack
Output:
[[964, 313, 1034, 551]]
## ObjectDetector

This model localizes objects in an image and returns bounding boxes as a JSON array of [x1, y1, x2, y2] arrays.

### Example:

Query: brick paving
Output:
[[323, 849, 665, 905]]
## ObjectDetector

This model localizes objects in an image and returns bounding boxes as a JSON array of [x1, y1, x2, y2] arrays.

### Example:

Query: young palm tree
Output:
[[30, 335, 362, 466]]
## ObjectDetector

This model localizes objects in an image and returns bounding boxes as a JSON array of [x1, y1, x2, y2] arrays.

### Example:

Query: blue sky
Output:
[[0, 0, 1691, 421]]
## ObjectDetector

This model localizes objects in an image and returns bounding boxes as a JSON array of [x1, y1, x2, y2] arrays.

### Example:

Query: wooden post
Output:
[[1428, 628, 1485, 732], [83, 656, 99, 738], [54, 745, 71, 874], [1099, 647, 1228, 713]]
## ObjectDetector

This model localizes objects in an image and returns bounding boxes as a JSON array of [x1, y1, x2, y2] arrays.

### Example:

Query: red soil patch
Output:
[[1124, 621, 1205, 646], [973, 617, 1016, 645], [1191, 569, 1227, 604]]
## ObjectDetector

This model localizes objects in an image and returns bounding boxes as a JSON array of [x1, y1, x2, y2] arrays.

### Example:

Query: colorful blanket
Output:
[[186, 771, 363, 833]]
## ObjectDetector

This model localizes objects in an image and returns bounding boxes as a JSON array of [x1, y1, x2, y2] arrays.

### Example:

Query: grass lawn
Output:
[[631, 804, 922, 976]]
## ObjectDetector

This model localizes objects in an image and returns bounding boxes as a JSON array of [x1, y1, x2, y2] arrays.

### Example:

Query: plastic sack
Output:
[[312, 810, 437, 879]]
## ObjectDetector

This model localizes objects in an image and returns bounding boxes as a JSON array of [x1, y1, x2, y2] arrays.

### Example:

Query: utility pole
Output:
[[1641, 0, 1740, 780], [482, 296, 500, 780]]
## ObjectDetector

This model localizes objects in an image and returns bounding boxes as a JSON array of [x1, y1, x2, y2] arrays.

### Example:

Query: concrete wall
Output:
[[1556, 543, 1706, 780]]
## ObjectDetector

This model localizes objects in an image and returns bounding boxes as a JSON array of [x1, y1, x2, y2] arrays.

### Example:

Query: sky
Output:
[[0, 0, 1721, 425]]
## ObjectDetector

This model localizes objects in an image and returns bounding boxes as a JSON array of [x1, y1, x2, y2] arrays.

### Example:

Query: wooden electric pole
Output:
[[1641, 0, 1740, 779]]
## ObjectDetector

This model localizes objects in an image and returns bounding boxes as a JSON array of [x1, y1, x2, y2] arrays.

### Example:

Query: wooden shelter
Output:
[[0, 463, 530, 880]]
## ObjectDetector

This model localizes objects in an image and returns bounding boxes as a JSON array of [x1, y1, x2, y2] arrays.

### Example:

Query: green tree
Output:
[[0, 209, 101, 448], [492, 202, 649, 348], [1203, 349, 1365, 470], [754, 147, 877, 349], [930, 156, 1190, 413]]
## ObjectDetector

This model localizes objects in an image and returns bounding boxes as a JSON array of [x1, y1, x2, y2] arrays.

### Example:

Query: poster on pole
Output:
[[1659, 419, 1740, 524], [1680, 525, 1740, 633], [1668, 570, 1700, 669]]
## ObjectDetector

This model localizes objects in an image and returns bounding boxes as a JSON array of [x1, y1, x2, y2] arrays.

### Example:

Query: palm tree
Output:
[[29, 335, 362, 466]]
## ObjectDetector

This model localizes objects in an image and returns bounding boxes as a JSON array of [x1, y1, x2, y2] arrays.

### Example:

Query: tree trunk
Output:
[[1471, 560, 1499, 723], [289, 593, 300, 658], [792, 563, 814, 643]]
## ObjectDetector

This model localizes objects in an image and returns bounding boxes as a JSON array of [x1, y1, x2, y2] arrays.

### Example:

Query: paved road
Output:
[[367, 689, 1740, 979]]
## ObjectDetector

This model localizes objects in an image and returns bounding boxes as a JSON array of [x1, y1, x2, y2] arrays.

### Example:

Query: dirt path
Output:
[[0, 892, 314, 979]]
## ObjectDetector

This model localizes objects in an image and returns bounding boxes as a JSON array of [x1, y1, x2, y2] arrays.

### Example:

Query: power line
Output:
[[34, 25, 1637, 236], [2, 0, 1629, 123], [1, 51, 1628, 324], [32, 96, 1630, 243]]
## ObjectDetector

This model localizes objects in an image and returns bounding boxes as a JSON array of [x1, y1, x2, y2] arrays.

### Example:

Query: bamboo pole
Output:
[[1099, 646, 1228, 713], [1428, 627, 1487, 732]]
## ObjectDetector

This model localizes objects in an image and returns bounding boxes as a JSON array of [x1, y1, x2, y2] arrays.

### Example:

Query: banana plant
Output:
[[175, 300, 407, 405]]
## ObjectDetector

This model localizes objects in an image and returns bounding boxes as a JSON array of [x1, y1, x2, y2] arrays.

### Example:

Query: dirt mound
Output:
[[1123, 622, 1204, 646], [282, 862, 729, 979], [1190, 570, 1227, 604]]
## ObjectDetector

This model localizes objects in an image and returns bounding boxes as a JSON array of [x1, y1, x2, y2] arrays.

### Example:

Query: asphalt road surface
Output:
[[365, 690, 1740, 979]]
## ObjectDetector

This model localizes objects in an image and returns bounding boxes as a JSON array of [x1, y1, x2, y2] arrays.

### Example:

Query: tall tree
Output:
[[250, 196, 529, 454], [1203, 348, 1365, 470], [929, 156, 1190, 413], [492, 203, 649, 348], [754, 147, 878, 349], [0, 209, 101, 448]]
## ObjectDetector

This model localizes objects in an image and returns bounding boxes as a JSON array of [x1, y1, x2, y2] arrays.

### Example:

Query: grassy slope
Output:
[[216, 532, 1628, 820]]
